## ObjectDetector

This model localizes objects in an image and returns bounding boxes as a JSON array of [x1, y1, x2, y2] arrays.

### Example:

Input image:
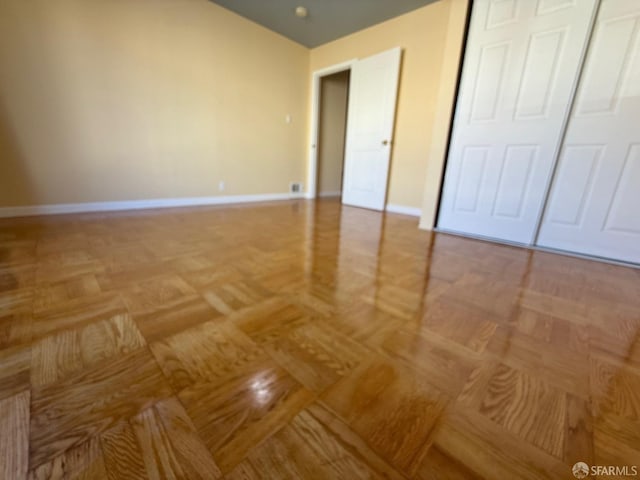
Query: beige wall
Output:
[[420, 0, 469, 229], [309, 0, 454, 209], [0, 0, 308, 206], [0, 0, 468, 215], [317, 71, 349, 195]]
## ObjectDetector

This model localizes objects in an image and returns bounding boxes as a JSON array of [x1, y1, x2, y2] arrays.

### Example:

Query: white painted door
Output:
[[438, 0, 597, 244], [537, 0, 640, 264], [341, 48, 401, 211]]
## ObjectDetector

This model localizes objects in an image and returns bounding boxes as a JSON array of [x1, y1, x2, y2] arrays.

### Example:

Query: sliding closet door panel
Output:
[[537, 0, 640, 263], [438, 0, 597, 244]]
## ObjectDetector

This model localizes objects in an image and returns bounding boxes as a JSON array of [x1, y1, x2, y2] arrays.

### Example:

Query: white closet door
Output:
[[438, 0, 597, 244], [537, 0, 640, 264]]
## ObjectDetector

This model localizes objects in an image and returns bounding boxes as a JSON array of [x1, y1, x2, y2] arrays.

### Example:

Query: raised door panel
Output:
[[492, 145, 538, 218], [544, 145, 603, 226], [453, 147, 489, 213], [575, 13, 639, 116], [513, 29, 566, 119], [604, 144, 640, 235], [486, 0, 519, 30], [469, 42, 510, 123]]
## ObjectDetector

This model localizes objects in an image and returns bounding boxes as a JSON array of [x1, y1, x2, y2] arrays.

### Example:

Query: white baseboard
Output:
[[385, 204, 422, 217], [418, 219, 434, 230], [0, 195, 424, 220], [0, 193, 305, 218], [318, 191, 341, 198]]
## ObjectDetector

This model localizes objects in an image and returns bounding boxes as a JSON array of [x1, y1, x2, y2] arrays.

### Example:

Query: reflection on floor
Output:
[[0, 198, 639, 479]]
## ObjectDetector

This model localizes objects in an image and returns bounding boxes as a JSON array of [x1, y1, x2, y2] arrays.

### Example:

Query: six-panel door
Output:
[[438, 0, 598, 244]]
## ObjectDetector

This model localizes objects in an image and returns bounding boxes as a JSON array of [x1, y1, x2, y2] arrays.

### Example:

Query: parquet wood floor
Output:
[[1, 198, 639, 479]]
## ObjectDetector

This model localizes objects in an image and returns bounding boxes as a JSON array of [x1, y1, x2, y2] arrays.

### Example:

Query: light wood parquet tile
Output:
[[0, 275, 34, 353], [30, 349, 173, 468], [527, 253, 640, 306], [564, 393, 594, 465], [0, 241, 36, 266], [415, 444, 484, 480], [415, 298, 498, 354], [588, 310, 640, 368], [0, 344, 31, 401], [290, 275, 365, 312], [265, 320, 370, 394], [133, 296, 222, 343], [127, 398, 222, 479], [284, 289, 336, 318], [178, 358, 314, 473], [31, 293, 127, 342], [225, 405, 399, 480], [33, 275, 102, 315], [0, 264, 34, 292], [322, 301, 405, 348], [381, 328, 478, 398], [98, 245, 158, 276], [299, 402, 407, 480], [167, 255, 216, 274], [439, 272, 523, 320], [96, 264, 173, 293], [477, 363, 567, 457], [0, 310, 32, 350], [29, 437, 108, 480], [150, 319, 263, 392], [30, 313, 145, 387], [322, 354, 449, 476], [0, 287, 33, 314], [0, 198, 639, 478], [485, 325, 591, 398], [428, 407, 570, 480], [201, 278, 273, 316], [590, 359, 640, 421], [518, 288, 590, 326], [362, 283, 425, 320], [593, 412, 640, 468], [35, 253, 103, 286], [232, 296, 311, 345], [150, 397, 222, 479], [36, 234, 88, 258], [101, 419, 149, 480], [513, 308, 556, 342], [254, 267, 309, 294], [120, 275, 197, 316], [0, 390, 30, 480], [178, 264, 243, 292]]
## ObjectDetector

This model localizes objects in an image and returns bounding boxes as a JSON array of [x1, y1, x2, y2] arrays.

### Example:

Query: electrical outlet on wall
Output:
[[218, 181, 225, 192], [289, 182, 302, 194]]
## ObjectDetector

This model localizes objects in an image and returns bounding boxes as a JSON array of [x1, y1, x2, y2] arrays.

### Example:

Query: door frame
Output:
[[307, 60, 356, 199]]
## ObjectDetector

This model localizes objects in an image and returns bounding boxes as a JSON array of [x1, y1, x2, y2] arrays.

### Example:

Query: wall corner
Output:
[[418, 0, 470, 230]]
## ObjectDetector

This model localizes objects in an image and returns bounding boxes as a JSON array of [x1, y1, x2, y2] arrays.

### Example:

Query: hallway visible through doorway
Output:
[[316, 70, 350, 198]]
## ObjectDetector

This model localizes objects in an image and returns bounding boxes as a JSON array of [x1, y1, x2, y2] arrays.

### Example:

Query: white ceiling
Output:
[[209, 0, 439, 48]]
